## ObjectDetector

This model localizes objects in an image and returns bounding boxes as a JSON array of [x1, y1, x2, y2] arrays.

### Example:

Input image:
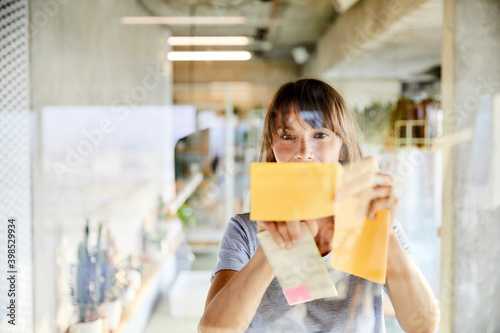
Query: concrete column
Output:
[[441, 0, 500, 332]]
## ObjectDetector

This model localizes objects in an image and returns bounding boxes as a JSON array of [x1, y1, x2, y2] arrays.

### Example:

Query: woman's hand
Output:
[[257, 220, 319, 250], [256, 157, 397, 250], [335, 157, 399, 222]]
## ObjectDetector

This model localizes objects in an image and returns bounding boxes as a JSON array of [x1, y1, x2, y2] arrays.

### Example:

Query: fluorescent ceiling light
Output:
[[167, 36, 251, 46], [167, 51, 252, 61], [210, 81, 253, 89], [121, 16, 246, 25]]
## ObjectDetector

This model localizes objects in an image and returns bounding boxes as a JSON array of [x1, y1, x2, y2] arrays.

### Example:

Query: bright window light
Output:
[[121, 16, 246, 25], [167, 36, 251, 46], [167, 51, 252, 61]]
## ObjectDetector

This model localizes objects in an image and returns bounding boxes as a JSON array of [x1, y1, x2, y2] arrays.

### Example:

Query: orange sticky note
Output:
[[250, 162, 338, 221], [330, 165, 390, 284], [250, 162, 391, 284], [330, 202, 390, 284]]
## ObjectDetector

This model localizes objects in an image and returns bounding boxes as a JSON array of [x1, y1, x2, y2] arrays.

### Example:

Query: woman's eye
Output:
[[314, 132, 328, 138], [281, 134, 294, 140]]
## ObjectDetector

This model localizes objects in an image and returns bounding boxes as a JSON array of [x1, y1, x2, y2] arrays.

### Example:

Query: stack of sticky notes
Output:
[[257, 223, 338, 305], [250, 162, 390, 305]]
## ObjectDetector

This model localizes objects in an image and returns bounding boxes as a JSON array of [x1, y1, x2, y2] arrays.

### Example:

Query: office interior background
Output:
[[0, 0, 499, 332]]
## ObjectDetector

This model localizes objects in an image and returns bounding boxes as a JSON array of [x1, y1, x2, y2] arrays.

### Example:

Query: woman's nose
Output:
[[295, 138, 314, 161]]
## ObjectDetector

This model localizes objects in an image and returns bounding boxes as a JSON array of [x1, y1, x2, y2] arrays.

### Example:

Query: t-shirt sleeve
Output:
[[211, 215, 254, 282]]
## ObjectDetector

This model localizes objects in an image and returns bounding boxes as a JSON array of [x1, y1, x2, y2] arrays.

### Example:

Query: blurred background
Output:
[[0, 0, 499, 332]]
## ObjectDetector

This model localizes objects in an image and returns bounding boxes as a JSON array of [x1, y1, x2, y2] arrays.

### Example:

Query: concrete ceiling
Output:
[[140, 0, 338, 61], [323, 0, 443, 80], [140, 0, 443, 79]]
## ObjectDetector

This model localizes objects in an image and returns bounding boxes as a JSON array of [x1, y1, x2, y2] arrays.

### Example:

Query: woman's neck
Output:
[[314, 216, 335, 256]]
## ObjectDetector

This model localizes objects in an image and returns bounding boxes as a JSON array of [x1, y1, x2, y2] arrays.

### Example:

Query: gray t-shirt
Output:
[[212, 213, 413, 333]]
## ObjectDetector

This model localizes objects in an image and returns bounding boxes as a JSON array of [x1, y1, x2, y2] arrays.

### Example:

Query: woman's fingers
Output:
[[263, 222, 286, 249], [305, 220, 319, 237], [335, 170, 376, 203], [277, 221, 300, 250], [367, 198, 387, 220], [375, 173, 394, 187], [337, 172, 389, 201], [356, 187, 373, 219], [354, 174, 396, 218], [286, 220, 302, 241], [371, 186, 392, 200], [386, 186, 399, 220], [366, 182, 399, 220], [342, 157, 379, 182], [335, 157, 382, 202], [257, 220, 306, 250], [335, 158, 396, 220], [256, 220, 268, 232]]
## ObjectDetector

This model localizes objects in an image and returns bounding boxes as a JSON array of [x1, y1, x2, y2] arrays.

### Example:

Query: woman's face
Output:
[[271, 110, 343, 163]]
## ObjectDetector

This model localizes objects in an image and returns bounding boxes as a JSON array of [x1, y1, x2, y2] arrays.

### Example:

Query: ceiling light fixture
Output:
[[167, 36, 251, 46], [167, 51, 252, 61], [121, 16, 246, 25]]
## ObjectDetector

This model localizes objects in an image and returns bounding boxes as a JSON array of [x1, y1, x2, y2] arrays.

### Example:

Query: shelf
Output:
[[114, 219, 183, 333], [169, 172, 204, 214], [175, 146, 209, 153]]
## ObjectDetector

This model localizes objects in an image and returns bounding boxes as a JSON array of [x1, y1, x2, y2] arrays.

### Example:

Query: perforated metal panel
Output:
[[0, 0, 33, 332]]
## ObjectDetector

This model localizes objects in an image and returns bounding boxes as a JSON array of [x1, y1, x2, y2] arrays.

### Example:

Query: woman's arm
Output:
[[385, 230, 440, 333], [336, 157, 440, 332], [198, 246, 275, 333]]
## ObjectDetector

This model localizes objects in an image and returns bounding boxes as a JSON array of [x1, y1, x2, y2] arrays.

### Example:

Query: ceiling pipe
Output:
[[252, 0, 278, 58], [266, 0, 280, 42]]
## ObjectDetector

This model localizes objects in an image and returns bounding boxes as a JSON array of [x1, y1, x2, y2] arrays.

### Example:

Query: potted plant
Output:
[[98, 297, 121, 332], [157, 195, 168, 221], [116, 257, 141, 307], [95, 227, 122, 332], [69, 223, 103, 333], [145, 227, 169, 262], [177, 204, 197, 231]]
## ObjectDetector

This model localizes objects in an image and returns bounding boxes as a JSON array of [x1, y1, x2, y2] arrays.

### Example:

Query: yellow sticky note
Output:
[[250, 162, 338, 221], [249, 162, 391, 284]]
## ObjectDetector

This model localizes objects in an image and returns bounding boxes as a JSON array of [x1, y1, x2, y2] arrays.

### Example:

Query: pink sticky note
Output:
[[283, 285, 313, 305]]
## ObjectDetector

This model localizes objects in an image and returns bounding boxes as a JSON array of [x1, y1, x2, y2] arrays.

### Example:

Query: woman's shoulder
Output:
[[220, 213, 259, 258], [229, 212, 258, 236]]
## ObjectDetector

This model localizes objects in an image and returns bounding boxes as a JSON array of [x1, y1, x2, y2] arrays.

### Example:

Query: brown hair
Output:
[[259, 78, 362, 164]]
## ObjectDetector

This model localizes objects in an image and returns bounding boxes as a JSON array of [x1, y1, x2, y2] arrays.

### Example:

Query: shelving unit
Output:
[[115, 219, 183, 333], [174, 129, 211, 179], [168, 172, 204, 216]]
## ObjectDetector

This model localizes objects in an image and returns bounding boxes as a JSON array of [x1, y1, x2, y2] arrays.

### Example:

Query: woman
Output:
[[199, 79, 440, 332]]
